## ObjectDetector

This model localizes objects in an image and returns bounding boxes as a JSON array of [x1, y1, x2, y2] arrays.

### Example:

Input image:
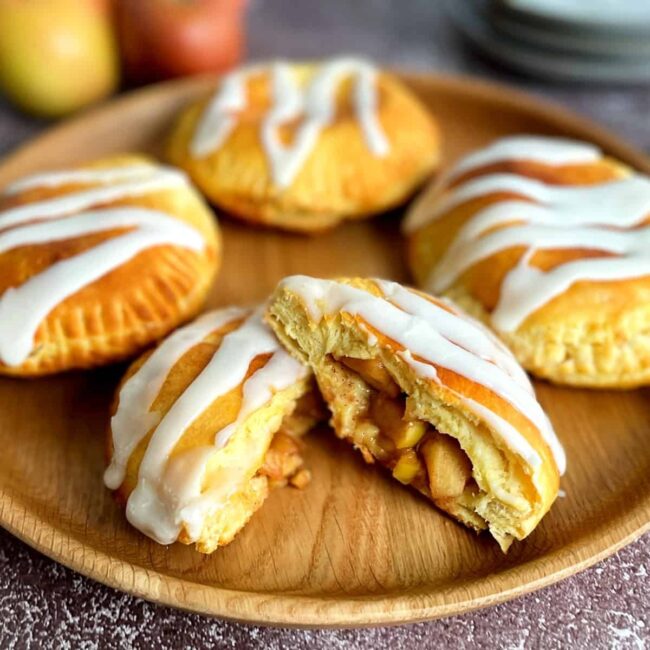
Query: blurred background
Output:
[[1, 0, 650, 152], [0, 2, 648, 645]]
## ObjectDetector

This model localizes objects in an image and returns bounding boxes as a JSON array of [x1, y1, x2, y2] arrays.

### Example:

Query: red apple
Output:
[[116, 0, 247, 84]]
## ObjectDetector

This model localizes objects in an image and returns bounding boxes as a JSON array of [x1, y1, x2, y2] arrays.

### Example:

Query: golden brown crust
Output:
[[406, 151, 650, 387], [166, 63, 441, 233], [266, 276, 561, 551], [0, 155, 221, 376]]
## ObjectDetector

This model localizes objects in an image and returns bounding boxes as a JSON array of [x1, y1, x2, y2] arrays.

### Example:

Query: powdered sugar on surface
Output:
[[0, 529, 647, 649]]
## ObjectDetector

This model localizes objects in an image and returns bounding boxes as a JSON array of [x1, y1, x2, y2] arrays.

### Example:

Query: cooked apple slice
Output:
[[421, 435, 472, 499], [338, 356, 400, 397], [392, 450, 422, 484]]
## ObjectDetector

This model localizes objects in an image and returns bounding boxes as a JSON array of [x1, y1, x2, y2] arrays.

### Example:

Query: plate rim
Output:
[[0, 72, 649, 627], [3, 484, 648, 627], [493, 0, 650, 34], [446, 0, 650, 84]]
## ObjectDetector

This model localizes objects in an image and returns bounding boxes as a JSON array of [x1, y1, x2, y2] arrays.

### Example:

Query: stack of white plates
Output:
[[445, 0, 650, 83]]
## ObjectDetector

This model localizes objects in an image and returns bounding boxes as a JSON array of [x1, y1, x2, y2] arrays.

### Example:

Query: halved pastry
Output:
[[104, 306, 321, 552], [0, 155, 220, 376], [167, 56, 440, 233], [404, 135, 650, 387], [267, 275, 565, 551]]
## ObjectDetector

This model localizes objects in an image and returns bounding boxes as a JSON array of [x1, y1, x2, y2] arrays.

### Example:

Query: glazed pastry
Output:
[[404, 135, 650, 387], [104, 306, 322, 553], [167, 57, 440, 233], [0, 155, 220, 376], [267, 275, 565, 551]]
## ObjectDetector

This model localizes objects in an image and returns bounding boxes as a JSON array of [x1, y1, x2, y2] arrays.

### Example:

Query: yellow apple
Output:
[[0, 0, 120, 118]]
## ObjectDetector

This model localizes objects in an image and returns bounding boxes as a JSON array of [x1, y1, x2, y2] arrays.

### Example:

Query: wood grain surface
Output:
[[0, 74, 648, 627]]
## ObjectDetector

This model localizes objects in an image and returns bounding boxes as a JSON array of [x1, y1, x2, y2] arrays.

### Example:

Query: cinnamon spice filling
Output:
[[258, 390, 326, 490], [258, 429, 309, 490], [336, 355, 474, 500]]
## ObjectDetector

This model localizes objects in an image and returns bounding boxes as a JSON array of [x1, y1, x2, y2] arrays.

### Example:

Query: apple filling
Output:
[[258, 389, 326, 490], [259, 430, 310, 489], [334, 355, 474, 501]]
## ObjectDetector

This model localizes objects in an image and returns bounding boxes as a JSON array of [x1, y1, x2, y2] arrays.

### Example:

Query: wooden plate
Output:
[[0, 73, 648, 627]]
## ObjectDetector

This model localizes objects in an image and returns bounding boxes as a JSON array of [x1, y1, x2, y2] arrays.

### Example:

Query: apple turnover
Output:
[[104, 306, 322, 552], [0, 155, 220, 376], [404, 135, 650, 387], [167, 57, 440, 232], [267, 275, 565, 551]]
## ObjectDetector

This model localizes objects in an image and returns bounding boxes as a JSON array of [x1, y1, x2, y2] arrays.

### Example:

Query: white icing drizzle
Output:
[[402, 135, 602, 234], [191, 57, 390, 188], [0, 164, 205, 367], [378, 280, 533, 388], [415, 173, 650, 234], [412, 136, 650, 332], [449, 135, 601, 180], [279, 275, 565, 477], [122, 307, 309, 546], [0, 165, 188, 231], [190, 68, 251, 157], [4, 163, 159, 195], [104, 306, 247, 490]]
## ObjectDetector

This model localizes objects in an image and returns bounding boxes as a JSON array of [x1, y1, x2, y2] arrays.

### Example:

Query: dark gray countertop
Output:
[[0, 1, 648, 647]]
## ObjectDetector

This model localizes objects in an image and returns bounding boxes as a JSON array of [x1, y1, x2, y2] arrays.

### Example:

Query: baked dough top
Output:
[[190, 57, 391, 189], [404, 135, 650, 332], [0, 156, 219, 373], [167, 57, 440, 232]]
